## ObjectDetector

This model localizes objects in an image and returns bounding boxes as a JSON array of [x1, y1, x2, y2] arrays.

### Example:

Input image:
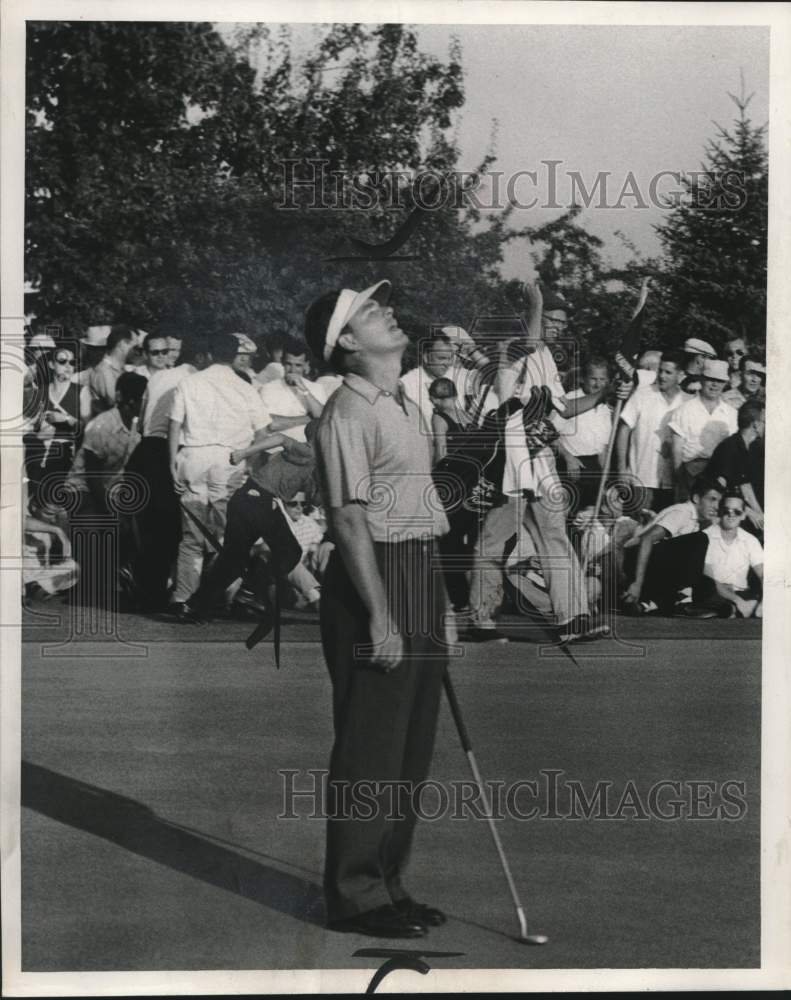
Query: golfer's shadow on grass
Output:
[[21, 760, 326, 926]]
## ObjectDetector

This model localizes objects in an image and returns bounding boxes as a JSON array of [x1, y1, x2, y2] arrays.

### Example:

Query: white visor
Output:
[[323, 280, 391, 362]]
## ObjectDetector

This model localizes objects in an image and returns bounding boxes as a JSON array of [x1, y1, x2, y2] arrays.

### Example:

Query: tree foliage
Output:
[[25, 21, 507, 341]]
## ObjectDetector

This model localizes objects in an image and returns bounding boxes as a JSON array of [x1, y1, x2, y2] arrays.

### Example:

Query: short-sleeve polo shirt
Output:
[[315, 373, 449, 542]]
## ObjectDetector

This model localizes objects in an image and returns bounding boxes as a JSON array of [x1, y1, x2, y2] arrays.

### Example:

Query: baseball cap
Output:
[[306, 280, 391, 363], [702, 358, 729, 381], [232, 332, 257, 355], [29, 333, 57, 350], [683, 337, 716, 358], [81, 325, 111, 347]]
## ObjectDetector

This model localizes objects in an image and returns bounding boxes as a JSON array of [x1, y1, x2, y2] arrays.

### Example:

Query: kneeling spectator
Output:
[[700, 493, 763, 618], [621, 476, 723, 616]]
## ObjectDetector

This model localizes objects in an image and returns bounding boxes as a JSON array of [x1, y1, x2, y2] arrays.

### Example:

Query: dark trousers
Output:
[[190, 478, 301, 614], [627, 531, 709, 612], [126, 437, 181, 609], [438, 506, 479, 610], [320, 540, 449, 921]]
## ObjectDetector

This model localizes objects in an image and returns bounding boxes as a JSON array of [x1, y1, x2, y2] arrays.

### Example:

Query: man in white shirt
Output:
[[133, 333, 172, 381], [258, 339, 327, 444], [553, 357, 613, 509], [670, 358, 738, 499], [67, 372, 146, 513], [125, 336, 210, 611], [167, 334, 273, 616], [701, 493, 763, 618], [616, 349, 689, 512]]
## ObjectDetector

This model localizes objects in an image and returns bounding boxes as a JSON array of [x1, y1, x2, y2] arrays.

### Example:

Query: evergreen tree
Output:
[[653, 86, 768, 350]]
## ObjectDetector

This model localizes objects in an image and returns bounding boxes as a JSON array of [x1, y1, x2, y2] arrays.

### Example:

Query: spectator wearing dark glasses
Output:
[[723, 334, 749, 391], [25, 345, 84, 504], [700, 493, 763, 618], [135, 333, 173, 380]]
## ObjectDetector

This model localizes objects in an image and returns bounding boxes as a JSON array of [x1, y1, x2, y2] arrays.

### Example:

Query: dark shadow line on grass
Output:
[[21, 760, 326, 926]]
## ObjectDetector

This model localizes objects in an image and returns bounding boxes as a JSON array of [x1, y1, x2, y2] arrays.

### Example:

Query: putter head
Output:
[[517, 933, 549, 945]]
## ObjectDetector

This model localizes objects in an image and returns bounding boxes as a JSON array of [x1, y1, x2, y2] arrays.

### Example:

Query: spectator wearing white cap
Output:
[[258, 336, 328, 445], [679, 337, 717, 395], [670, 358, 738, 499], [616, 349, 689, 512], [230, 332, 258, 384]]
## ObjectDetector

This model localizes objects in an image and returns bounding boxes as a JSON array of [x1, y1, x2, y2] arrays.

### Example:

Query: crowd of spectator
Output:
[[19, 287, 766, 643]]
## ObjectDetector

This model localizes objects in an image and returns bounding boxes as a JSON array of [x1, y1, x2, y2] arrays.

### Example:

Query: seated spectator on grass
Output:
[[572, 486, 643, 614], [66, 372, 146, 514], [621, 476, 723, 617], [699, 493, 763, 618], [706, 398, 765, 540], [22, 472, 80, 601], [670, 358, 737, 499], [281, 492, 327, 610]]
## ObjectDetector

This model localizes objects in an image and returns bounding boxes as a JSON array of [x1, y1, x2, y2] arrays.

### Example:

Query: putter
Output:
[[443, 672, 548, 945]]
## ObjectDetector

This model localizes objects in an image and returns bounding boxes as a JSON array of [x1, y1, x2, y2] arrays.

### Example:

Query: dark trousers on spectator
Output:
[[190, 478, 301, 615], [126, 437, 181, 610], [319, 540, 449, 921], [626, 531, 709, 613], [438, 506, 479, 611]]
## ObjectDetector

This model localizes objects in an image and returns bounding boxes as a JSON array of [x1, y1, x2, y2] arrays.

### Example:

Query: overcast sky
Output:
[[225, 21, 769, 277], [416, 23, 769, 275]]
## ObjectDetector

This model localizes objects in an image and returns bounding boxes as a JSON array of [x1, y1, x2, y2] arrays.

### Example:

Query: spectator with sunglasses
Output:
[[701, 493, 763, 618], [723, 334, 749, 391], [25, 345, 84, 503], [135, 333, 172, 380]]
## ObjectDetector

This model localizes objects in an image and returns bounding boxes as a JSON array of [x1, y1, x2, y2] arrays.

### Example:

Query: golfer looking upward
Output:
[[305, 280, 451, 940]]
